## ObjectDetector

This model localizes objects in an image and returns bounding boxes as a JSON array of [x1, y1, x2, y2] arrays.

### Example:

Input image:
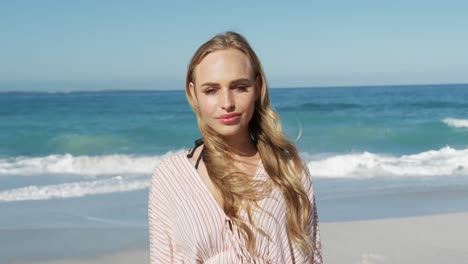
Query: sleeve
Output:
[[148, 166, 178, 263], [301, 161, 323, 264]]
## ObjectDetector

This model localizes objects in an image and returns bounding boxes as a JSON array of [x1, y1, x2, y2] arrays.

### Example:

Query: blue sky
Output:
[[1, 0, 467, 91]]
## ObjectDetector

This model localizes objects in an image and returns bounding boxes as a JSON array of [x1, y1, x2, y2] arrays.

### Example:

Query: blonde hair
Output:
[[185, 31, 315, 255]]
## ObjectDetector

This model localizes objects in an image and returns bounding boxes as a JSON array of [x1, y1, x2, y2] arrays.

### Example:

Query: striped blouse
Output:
[[148, 151, 323, 263]]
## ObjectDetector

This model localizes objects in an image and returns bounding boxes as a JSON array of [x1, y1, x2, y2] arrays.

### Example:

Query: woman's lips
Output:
[[217, 113, 240, 125]]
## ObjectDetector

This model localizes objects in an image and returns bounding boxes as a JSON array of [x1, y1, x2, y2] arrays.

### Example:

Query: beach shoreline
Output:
[[13, 212, 468, 264]]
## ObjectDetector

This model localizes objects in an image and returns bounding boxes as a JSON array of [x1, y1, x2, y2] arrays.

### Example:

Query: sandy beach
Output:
[[320, 212, 468, 264], [14, 212, 468, 264]]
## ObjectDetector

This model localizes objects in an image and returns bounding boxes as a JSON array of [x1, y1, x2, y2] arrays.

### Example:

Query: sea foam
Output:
[[1, 147, 467, 201], [0, 176, 149, 201], [1, 147, 467, 179], [443, 117, 468, 128], [0, 151, 183, 177], [307, 146, 468, 178]]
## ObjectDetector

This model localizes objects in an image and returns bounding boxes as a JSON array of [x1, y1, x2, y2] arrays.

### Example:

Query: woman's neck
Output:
[[222, 134, 258, 159]]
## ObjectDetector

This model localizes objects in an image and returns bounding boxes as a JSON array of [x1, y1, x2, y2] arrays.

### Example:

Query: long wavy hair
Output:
[[185, 31, 314, 256]]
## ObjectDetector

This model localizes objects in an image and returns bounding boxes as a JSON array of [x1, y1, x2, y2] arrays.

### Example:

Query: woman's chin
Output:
[[212, 126, 248, 139]]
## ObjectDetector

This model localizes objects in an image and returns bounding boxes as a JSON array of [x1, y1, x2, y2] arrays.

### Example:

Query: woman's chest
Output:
[[168, 182, 289, 259], [168, 182, 226, 254]]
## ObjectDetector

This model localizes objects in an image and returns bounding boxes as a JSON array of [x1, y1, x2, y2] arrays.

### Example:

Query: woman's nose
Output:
[[221, 90, 235, 111]]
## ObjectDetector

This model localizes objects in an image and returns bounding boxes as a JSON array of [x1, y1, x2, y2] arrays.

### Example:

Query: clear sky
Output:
[[1, 0, 467, 91]]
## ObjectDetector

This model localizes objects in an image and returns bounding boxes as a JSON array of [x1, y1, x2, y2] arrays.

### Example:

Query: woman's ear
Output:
[[255, 76, 262, 100], [189, 82, 198, 103]]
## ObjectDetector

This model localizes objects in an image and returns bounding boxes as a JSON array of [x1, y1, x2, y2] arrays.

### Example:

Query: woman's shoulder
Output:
[[151, 151, 189, 176], [149, 151, 192, 195], [150, 151, 192, 184]]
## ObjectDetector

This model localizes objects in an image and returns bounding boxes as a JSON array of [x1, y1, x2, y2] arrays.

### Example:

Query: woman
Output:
[[149, 31, 322, 263]]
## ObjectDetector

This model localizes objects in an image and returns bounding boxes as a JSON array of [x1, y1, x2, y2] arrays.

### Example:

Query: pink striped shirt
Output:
[[148, 151, 323, 263]]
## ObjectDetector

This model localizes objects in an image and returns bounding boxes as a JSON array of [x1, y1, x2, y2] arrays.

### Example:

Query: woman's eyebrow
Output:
[[200, 82, 220, 87], [200, 78, 251, 87], [230, 78, 251, 85]]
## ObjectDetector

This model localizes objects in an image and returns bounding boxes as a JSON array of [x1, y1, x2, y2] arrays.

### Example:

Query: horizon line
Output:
[[0, 82, 466, 94]]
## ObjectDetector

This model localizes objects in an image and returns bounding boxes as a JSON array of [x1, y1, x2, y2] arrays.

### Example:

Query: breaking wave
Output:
[[443, 118, 468, 128], [1, 147, 467, 201], [306, 146, 468, 178]]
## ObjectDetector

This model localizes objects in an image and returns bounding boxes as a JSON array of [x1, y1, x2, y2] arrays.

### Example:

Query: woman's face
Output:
[[189, 48, 259, 139]]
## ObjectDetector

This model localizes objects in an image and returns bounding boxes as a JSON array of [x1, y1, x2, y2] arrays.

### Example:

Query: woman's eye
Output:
[[235, 85, 248, 91], [203, 88, 217, 95]]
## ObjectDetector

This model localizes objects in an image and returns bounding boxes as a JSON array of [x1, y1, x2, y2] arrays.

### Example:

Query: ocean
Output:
[[1, 84, 468, 263]]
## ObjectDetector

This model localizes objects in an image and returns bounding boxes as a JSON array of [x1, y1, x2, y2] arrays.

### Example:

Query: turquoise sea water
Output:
[[1, 84, 468, 262]]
